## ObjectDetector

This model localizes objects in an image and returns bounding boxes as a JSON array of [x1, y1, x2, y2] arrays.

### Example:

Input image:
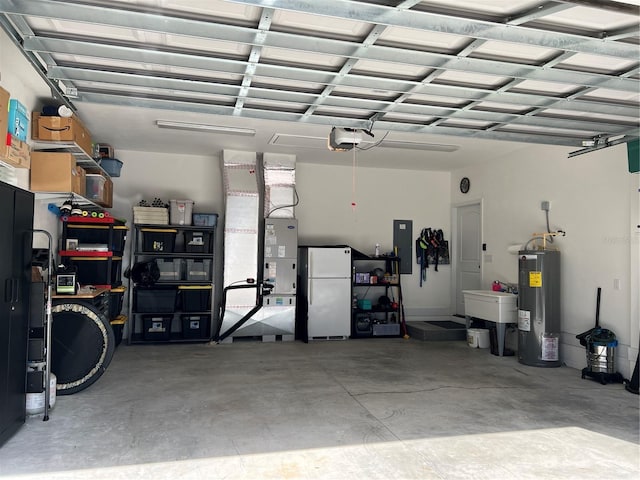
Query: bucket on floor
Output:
[[467, 328, 490, 349], [25, 373, 57, 415]]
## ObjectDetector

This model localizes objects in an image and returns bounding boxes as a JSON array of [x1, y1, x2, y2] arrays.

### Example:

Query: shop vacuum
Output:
[[576, 288, 624, 385]]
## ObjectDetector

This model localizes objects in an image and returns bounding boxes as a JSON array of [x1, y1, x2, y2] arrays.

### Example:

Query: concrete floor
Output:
[[0, 330, 638, 479]]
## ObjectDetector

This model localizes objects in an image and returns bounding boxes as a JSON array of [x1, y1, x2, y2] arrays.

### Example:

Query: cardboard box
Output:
[[32, 112, 93, 156], [1, 133, 31, 168], [0, 89, 31, 170], [30, 152, 86, 196], [8, 99, 29, 142], [0, 87, 9, 139]]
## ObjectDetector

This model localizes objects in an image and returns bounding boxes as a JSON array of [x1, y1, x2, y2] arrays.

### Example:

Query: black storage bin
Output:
[[110, 316, 126, 346], [184, 231, 213, 253], [66, 224, 128, 255], [178, 285, 212, 312], [141, 228, 177, 253], [111, 226, 128, 254], [135, 287, 177, 313], [65, 256, 122, 287], [142, 314, 172, 341], [181, 314, 211, 339], [108, 286, 126, 320]]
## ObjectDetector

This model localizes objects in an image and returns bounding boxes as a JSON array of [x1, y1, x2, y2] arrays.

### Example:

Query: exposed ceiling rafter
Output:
[[0, 0, 637, 151]]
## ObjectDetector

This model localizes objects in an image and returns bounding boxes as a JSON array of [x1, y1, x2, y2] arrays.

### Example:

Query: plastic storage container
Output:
[[372, 323, 400, 336], [66, 224, 128, 255], [184, 231, 212, 253], [65, 256, 122, 287], [192, 213, 218, 227], [108, 286, 126, 320], [98, 158, 123, 177], [85, 174, 107, 201], [142, 314, 172, 341], [181, 314, 211, 339], [467, 328, 490, 348], [141, 228, 177, 253], [170, 200, 194, 225], [156, 258, 183, 282], [110, 315, 126, 346], [185, 259, 211, 282], [134, 287, 177, 313], [178, 285, 211, 312]]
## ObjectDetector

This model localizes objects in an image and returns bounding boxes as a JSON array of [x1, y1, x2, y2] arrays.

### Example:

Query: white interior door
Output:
[[456, 203, 482, 315]]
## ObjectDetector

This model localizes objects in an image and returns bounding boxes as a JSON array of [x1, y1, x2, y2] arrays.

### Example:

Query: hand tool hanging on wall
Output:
[[416, 228, 429, 286], [415, 228, 449, 286], [429, 229, 441, 272]]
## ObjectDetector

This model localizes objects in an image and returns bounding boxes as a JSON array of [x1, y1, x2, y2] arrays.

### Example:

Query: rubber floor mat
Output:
[[424, 321, 466, 329]]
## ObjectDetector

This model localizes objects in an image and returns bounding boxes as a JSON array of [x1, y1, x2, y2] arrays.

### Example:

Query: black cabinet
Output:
[[351, 253, 402, 338], [0, 181, 34, 446]]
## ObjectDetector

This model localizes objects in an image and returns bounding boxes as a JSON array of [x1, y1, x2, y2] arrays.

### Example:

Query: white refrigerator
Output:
[[298, 246, 352, 340]]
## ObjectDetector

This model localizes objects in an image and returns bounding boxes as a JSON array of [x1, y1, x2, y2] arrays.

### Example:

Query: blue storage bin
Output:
[[192, 213, 218, 227], [99, 158, 123, 177]]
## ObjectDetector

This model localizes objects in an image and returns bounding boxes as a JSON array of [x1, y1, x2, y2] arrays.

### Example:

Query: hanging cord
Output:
[[351, 134, 358, 211], [356, 130, 389, 151]]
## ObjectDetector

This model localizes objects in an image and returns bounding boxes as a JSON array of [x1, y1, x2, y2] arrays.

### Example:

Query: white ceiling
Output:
[[0, 0, 638, 170]]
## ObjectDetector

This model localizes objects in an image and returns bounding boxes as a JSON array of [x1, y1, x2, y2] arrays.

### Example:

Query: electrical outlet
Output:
[[541, 201, 550, 211]]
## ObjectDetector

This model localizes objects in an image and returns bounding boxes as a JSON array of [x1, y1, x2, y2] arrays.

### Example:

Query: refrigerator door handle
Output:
[[309, 279, 313, 305]]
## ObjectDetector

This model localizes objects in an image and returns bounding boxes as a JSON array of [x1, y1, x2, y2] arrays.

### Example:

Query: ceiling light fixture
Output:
[[378, 140, 460, 152], [155, 120, 256, 136]]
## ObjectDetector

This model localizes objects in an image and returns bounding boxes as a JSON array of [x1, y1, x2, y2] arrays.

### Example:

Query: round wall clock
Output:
[[460, 177, 470, 194]]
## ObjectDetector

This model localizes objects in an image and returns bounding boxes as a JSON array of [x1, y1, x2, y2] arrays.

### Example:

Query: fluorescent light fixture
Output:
[[269, 133, 460, 153], [156, 120, 255, 136], [378, 140, 460, 152]]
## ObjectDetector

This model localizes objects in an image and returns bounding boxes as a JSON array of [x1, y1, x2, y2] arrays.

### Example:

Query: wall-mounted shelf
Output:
[[30, 140, 108, 177], [33, 192, 101, 209]]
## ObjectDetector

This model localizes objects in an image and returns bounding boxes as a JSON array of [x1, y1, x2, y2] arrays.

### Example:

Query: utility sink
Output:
[[462, 290, 518, 357], [463, 290, 517, 324]]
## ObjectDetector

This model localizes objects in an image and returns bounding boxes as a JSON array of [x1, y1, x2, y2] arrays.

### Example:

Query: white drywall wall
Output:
[[111, 152, 453, 318], [1, 29, 58, 247], [451, 143, 638, 377]]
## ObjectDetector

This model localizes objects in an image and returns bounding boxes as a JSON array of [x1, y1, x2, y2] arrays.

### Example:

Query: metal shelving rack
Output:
[[31, 139, 110, 208], [351, 252, 403, 338], [30, 140, 109, 177], [127, 223, 216, 344]]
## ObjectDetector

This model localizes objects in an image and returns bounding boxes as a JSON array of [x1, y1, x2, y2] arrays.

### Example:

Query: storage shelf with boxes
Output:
[[30, 104, 115, 208], [29, 151, 113, 208], [31, 112, 93, 158]]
